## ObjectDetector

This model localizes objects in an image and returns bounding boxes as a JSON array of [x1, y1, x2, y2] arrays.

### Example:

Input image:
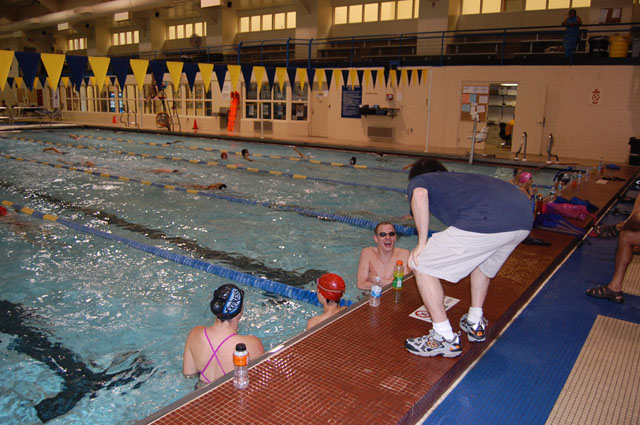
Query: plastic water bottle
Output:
[[233, 343, 249, 390], [392, 260, 404, 290], [370, 277, 381, 307]]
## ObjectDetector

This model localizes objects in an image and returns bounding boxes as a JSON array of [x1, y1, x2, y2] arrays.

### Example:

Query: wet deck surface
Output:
[[138, 163, 639, 424]]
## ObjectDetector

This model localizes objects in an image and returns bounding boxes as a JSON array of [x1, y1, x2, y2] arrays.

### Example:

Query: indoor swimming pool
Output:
[[0, 128, 561, 424]]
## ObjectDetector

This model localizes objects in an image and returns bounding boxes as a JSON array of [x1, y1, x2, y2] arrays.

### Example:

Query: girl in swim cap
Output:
[[517, 172, 537, 199]]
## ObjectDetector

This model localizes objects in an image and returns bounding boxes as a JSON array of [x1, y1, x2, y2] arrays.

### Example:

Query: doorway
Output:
[[486, 83, 517, 148]]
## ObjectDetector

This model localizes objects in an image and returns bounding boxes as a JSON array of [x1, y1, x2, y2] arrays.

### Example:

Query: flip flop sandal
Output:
[[586, 285, 624, 304], [523, 236, 551, 246], [589, 224, 620, 239]]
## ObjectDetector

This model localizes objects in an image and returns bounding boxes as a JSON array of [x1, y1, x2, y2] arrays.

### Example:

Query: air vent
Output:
[[367, 126, 394, 140]]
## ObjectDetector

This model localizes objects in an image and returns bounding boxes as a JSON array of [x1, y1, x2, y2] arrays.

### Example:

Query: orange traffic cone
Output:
[[193, 119, 198, 131], [112, 115, 116, 124]]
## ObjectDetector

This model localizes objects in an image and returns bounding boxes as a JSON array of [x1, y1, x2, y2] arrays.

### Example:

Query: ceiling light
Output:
[[500, 83, 518, 87], [57, 22, 69, 31], [201, 0, 222, 7], [114, 11, 129, 22]]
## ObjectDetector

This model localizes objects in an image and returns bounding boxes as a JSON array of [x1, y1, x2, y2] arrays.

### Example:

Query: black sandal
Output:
[[586, 285, 624, 304]]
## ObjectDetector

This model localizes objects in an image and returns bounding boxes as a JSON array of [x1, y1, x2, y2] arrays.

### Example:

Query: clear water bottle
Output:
[[233, 343, 249, 390], [392, 260, 404, 290], [370, 277, 381, 307]]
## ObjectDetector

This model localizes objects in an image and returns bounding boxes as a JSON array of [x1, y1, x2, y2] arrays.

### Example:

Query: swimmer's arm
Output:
[[245, 335, 265, 358], [182, 329, 199, 378], [356, 248, 373, 290], [306, 315, 322, 331]]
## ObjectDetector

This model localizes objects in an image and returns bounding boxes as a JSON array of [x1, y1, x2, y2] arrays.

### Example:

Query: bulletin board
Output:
[[460, 85, 489, 122]]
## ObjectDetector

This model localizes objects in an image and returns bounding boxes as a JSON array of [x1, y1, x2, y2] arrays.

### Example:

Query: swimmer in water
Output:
[[306, 273, 347, 330], [241, 149, 253, 162], [516, 172, 537, 199], [43, 147, 66, 155], [150, 169, 182, 174], [183, 284, 264, 390], [220, 151, 228, 160], [186, 183, 227, 191], [357, 221, 411, 290]]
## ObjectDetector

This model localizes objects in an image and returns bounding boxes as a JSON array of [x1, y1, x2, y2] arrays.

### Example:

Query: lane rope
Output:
[[0, 199, 353, 307], [9, 136, 407, 194], [0, 153, 419, 236]]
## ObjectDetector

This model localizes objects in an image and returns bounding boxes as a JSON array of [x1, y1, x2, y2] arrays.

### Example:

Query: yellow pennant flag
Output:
[[15, 76, 23, 89], [334, 69, 342, 87], [89, 76, 96, 86], [60, 76, 70, 89], [88, 56, 110, 92], [411, 69, 418, 86], [349, 69, 357, 89], [276, 67, 287, 92], [41, 53, 65, 92], [254, 66, 265, 95], [316, 69, 325, 89], [401, 69, 408, 87], [0, 50, 15, 91], [389, 69, 397, 88], [130, 59, 149, 92], [227, 65, 241, 92], [377, 69, 384, 88], [198, 63, 213, 93], [364, 69, 372, 89], [166, 61, 184, 93], [297, 68, 307, 91]]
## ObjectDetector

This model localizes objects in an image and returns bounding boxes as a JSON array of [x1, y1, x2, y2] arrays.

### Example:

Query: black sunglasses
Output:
[[378, 231, 396, 237]]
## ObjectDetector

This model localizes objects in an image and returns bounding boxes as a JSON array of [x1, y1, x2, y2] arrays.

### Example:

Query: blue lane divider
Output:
[[72, 133, 410, 174], [0, 153, 419, 236], [1, 199, 352, 308], [11, 136, 407, 194]]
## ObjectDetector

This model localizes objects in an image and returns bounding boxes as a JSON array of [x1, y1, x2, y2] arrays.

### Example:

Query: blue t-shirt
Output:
[[407, 172, 533, 233]]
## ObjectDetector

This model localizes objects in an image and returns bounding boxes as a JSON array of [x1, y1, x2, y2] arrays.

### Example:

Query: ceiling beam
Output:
[[294, 0, 311, 14], [36, 0, 59, 14]]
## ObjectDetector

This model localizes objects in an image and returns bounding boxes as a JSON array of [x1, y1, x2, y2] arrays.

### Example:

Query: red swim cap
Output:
[[317, 273, 345, 302], [0, 206, 7, 216]]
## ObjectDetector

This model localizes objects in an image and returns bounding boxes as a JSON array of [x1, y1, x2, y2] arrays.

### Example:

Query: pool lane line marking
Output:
[[58, 132, 409, 174], [0, 199, 352, 307], [0, 153, 419, 236], [9, 136, 408, 194]]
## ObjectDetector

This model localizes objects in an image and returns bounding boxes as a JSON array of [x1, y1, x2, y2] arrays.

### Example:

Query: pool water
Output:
[[0, 128, 558, 424]]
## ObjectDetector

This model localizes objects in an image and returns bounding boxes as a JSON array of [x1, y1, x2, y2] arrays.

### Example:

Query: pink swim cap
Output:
[[518, 172, 533, 183]]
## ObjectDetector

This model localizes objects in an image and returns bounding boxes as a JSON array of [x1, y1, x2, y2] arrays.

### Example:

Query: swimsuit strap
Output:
[[199, 329, 238, 384]]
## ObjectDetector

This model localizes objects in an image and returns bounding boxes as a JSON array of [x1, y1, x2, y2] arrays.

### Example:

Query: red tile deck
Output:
[[138, 166, 638, 425]]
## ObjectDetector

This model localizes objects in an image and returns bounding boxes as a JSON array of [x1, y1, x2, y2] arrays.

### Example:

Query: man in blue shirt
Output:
[[404, 159, 532, 358]]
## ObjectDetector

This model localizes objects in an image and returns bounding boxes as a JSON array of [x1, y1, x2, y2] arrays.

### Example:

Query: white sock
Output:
[[467, 307, 483, 325], [433, 320, 455, 341]]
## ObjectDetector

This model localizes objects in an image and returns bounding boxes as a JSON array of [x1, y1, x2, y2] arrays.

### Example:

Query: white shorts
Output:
[[409, 226, 530, 283]]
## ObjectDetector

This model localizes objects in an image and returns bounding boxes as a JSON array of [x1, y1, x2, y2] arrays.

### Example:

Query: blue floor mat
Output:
[[423, 206, 640, 425]]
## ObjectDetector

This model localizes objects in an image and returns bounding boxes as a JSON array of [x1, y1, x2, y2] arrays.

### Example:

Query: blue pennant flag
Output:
[[286, 67, 296, 88], [214, 64, 227, 93], [307, 68, 316, 89], [357, 70, 364, 87], [265, 66, 276, 90], [149, 60, 166, 89], [341, 69, 349, 87], [38, 74, 47, 89], [183, 62, 198, 92], [110, 57, 130, 90], [66, 55, 88, 90], [6, 77, 14, 89], [15, 51, 40, 90], [241, 64, 253, 87], [371, 69, 378, 88], [325, 69, 333, 91]]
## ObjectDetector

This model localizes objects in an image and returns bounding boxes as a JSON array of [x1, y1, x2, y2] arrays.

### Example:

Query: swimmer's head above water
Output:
[[316, 273, 345, 303], [518, 172, 533, 184], [210, 283, 244, 321]]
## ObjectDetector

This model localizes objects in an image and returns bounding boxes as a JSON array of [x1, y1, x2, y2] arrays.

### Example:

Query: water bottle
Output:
[[233, 343, 249, 390], [392, 260, 404, 290], [370, 277, 381, 307]]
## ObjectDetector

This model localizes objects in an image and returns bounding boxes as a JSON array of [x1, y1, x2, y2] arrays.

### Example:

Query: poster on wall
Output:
[[341, 86, 362, 118], [460, 85, 489, 122]]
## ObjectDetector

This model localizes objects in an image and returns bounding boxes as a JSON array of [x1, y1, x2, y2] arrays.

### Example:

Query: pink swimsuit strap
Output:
[[200, 330, 237, 384]]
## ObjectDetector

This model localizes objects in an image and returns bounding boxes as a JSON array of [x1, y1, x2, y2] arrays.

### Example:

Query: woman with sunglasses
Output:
[[357, 222, 411, 290], [183, 283, 264, 389]]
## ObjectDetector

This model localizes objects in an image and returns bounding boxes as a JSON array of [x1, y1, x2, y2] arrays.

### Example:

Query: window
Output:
[[240, 11, 296, 32], [111, 30, 139, 46], [167, 22, 207, 39], [68, 37, 87, 51], [262, 14, 272, 31], [335, 6, 348, 25], [349, 5, 363, 23], [397, 0, 413, 19], [286, 12, 296, 29], [364, 4, 378, 22], [524, 0, 590, 11], [244, 82, 294, 121], [380, 2, 396, 21]]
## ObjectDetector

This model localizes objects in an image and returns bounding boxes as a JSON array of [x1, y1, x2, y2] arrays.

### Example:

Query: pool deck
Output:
[[132, 128, 639, 424]]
